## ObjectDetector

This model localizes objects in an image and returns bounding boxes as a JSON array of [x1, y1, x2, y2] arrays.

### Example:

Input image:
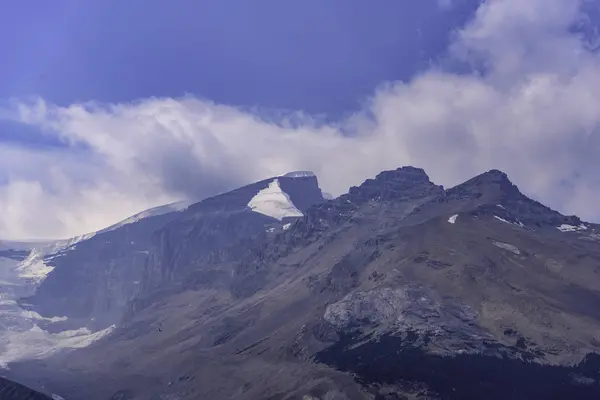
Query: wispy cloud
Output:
[[1, 0, 599, 240]]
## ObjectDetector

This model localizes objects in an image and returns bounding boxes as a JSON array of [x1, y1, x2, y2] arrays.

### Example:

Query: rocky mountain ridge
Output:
[[6, 166, 600, 400], [20, 173, 325, 331]]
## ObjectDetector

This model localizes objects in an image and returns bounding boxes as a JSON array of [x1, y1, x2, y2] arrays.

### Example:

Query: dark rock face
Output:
[[23, 173, 325, 329], [347, 166, 442, 204], [315, 333, 600, 400], [136, 175, 324, 298], [0, 377, 51, 400], [21, 211, 184, 330], [278, 175, 325, 212]]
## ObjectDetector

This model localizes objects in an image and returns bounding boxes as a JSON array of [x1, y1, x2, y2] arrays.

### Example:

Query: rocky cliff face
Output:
[[126, 173, 325, 318], [11, 166, 600, 400], [20, 211, 186, 331], [22, 173, 325, 331]]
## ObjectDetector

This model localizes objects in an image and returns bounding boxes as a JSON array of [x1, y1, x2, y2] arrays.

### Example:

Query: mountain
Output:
[[19, 172, 324, 331], [0, 201, 204, 372], [0, 376, 51, 400], [8, 167, 600, 400], [0, 201, 193, 289]]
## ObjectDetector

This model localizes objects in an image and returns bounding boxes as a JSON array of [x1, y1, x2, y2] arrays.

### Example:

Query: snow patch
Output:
[[12, 232, 96, 284], [21, 310, 68, 323], [448, 214, 458, 224], [0, 323, 115, 368], [99, 200, 194, 233], [493, 216, 511, 224], [281, 171, 316, 178], [493, 240, 521, 255], [493, 215, 526, 229], [557, 224, 588, 232], [248, 179, 303, 220], [283, 223, 292, 230], [1, 238, 113, 368], [16, 249, 55, 283]]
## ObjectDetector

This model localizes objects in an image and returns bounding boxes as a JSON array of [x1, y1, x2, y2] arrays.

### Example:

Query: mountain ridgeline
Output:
[[21, 173, 325, 329], [10, 167, 600, 400]]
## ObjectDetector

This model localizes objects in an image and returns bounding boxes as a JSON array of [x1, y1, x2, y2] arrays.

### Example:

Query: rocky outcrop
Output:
[[323, 285, 479, 333]]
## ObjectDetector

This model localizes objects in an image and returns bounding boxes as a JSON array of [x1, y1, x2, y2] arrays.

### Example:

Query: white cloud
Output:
[[1, 0, 600, 240]]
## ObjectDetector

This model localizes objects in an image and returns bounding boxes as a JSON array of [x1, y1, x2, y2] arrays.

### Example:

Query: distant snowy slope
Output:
[[0, 199, 196, 368], [1, 200, 194, 285], [98, 200, 194, 234], [14, 233, 96, 284]]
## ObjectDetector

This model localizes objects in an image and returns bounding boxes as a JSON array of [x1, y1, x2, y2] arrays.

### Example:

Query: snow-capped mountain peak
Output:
[[247, 178, 304, 220]]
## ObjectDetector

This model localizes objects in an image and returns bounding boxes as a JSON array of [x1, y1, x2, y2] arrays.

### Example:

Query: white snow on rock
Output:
[[0, 251, 115, 368], [248, 179, 303, 220], [283, 223, 292, 230], [0, 199, 200, 369], [16, 249, 57, 283], [494, 216, 511, 224], [557, 224, 588, 232], [0, 238, 117, 368], [20, 310, 68, 323], [493, 215, 527, 229], [448, 214, 458, 224], [280, 171, 316, 178], [12, 233, 94, 284], [0, 323, 115, 368], [493, 240, 521, 255], [4, 199, 194, 285], [99, 200, 194, 234]]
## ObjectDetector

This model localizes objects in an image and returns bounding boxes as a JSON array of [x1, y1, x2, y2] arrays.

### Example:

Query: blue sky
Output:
[[0, 0, 478, 115], [1, 0, 600, 239]]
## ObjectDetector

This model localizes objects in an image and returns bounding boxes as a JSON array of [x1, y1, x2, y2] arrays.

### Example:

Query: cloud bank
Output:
[[1, 0, 600, 240]]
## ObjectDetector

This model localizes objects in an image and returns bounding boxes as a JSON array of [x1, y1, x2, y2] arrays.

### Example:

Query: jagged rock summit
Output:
[[444, 168, 583, 228], [346, 166, 443, 203]]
